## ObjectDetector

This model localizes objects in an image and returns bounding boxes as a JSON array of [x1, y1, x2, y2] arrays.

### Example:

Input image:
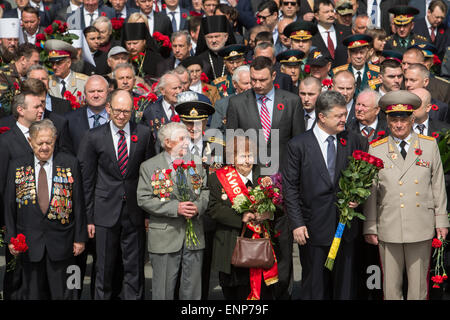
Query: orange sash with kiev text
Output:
[[215, 166, 278, 300]]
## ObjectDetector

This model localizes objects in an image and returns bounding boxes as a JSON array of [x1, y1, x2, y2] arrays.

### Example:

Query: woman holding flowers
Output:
[[137, 122, 209, 300], [206, 136, 282, 300]]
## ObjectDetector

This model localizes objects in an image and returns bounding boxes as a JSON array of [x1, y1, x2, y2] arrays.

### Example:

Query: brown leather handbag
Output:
[[231, 225, 275, 269]]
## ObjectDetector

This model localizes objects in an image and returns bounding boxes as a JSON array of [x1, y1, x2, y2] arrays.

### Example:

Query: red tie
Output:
[[259, 96, 271, 142], [154, 1, 160, 12], [430, 27, 436, 42], [117, 130, 128, 176], [327, 31, 335, 59]]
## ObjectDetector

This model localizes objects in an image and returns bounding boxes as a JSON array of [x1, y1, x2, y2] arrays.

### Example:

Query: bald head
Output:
[[411, 88, 431, 124], [402, 48, 425, 72], [332, 70, 356, 104], [85, 75, 109, 111]]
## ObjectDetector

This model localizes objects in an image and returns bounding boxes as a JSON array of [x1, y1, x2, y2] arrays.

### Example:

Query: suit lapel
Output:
[[249, 91, 263, 130], [308, 130, 333, 187], [334, 132, 347, 185], [127, 122, 138, 175], [271, 90, 282, 132], [12, 125, 32, 151], [104, 123, 122, 177]]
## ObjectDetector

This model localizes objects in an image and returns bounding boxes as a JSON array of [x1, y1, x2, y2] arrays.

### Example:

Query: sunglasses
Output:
[[282, 1, 297, 6]]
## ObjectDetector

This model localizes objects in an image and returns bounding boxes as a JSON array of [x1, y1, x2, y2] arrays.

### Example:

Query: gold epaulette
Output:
[[385, 35, 393, 41], [371, 137, 388, 147], [207, 136, 225, 146], [418, 134, 435, 141], [213, 75, 227, 85], [368, 64, 380, 73], [368, 78, 382, 88], [435, 76, 450, 84], [415, 34, 427, 41], [332, 64, 349, 74], [75, 72, 88, 80]]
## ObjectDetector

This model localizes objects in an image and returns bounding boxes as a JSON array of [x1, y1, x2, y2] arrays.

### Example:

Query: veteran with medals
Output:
[[3, 119, 87, 299], [137, 121, 209, 300], [206, 135, 280, 300], [363, 90, 449, 300]]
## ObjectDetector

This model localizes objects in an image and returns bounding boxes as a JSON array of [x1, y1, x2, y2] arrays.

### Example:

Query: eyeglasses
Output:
[[282, 1, 297, 6], [110, 107, 132, 116], [257, 13, 274, 21]]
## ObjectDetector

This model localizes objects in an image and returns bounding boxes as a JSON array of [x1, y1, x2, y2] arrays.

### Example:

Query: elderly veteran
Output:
[[45, 39, 88, 100], [363, 90, 449, 300], [214, 44, 247, 98], [276, 49, 305, 90], [137, 121, 209, 300], [3, 119, 87, 299], [206, 135, 280, 300], [283, 20, 318, 72]]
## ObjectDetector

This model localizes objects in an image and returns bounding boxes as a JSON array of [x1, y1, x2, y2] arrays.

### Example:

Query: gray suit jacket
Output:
[[137, 152, 209, 253], [210, 95, 232, 134]]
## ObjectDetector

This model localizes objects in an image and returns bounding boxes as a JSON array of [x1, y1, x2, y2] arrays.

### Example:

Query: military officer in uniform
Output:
[[45, 39, 88, 100], [283, 20, 318, 74], [214, 44, 247, 98], [363, 90, 449, 300], [175, 91, 224, 299], [276, 50, 305, 91], [384, 6, 428, 55], [331, 34, 380, 97]]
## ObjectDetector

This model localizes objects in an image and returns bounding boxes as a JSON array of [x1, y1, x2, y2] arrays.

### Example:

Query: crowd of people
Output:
[[0, 0, 450, 301]]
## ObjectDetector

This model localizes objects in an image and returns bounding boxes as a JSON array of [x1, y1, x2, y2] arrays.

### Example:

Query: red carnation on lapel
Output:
[[277, 103, 284, 110], [440, 28, 444, 34], [340, 138, 347, 146], [202, 85, 209, 93], [414, 148, 422, 156], [171, 115, 180, 122], [200, 72, 209, 83], [304, 64, 311, 73], [162, 4, 167, 9], [0, 4, 4, 9], [101, 12, 106, 16], [0, 126, 10, 134], [45, 6, 49, 11], [274, 83, 280, 89], [432, 132, 439, 138], [182, 13, 187, 19], [131, 135, 138, 142], [431, 104, 439, 111]]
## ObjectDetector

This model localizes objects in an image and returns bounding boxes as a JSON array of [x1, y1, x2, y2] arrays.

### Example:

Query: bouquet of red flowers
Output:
[[7, 234, 29, 272], [153, 31, 172, 58], [63, 90, 84, 110], [133, 84, 158, 123], [131, 52, 146, 78], [325, 150, 384, 270], [111, 17, 125, 40], [431, 237, 448, 288], [172, 159, 202, 247]]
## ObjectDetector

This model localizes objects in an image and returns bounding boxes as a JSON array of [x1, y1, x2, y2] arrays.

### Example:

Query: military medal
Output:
[[391, 153, 397, 160]]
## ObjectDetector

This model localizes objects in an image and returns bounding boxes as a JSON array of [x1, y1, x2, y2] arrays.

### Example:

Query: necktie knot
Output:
[[363, 126, 373, 135], [259, 95, 268, 103], [399, 140, 406, 148], [118, 129, 125, 136], [39, 160, 46, 167], [326, 135, 335, 143], [92, 114, 101, 128], [417, 124, 425, 134]]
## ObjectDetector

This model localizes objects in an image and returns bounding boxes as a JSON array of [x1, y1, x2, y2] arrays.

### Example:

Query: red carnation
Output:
[[0, 126, 10, 134], [322, 78, 333, 87], [375, 159, 384, 169], [131, 135, 138, 142], [36, 33, 45, 41], [10, 234, 28, 253], [200, 72, 209, 83], [221, 84, 227, 92], [13, 82, 20, 90], [274, 83, 280, 89], [432, 238, 443, 248], [304, 64, 311, 73], [162, 4, 167, 9], [352, 150, 362, 160], [45, 6, 49, 11], [340, 138, 346, 146], [171, 115, 180, 122], [433, 54, 442, 65], [54, 20, 62, 26], [187, 160, 196, 168], [432, 132, 439, 139], [439, 28, 444, 34], [414, 148, 422, 156], [44, 24, 53, 34], [202, 85, 209, 93], [165, 169, 172, 174], [0, 4, 4, 9], [256, 17, 261, 25], [173, 159, 184, 170], [101, 12, 106, 16], [182, 13, 187, 19], [147, 93, 158, 102], [377, 130, 385, 137], [368, 155, 377, 165], [431, 104, 439, 111]]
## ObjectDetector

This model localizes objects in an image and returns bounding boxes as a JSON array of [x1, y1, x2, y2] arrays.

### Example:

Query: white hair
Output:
[[158, 122, 188, 149], [232, 65, 250, 83]]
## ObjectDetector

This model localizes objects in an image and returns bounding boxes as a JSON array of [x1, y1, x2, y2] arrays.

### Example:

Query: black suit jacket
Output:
[[346, 115, 389, 142], [282, 129, 368, 246], [78, 121, 155, 228], [413, 18, 450, 60], [92, 50, 111, 75], [311, 23, 352, 69], [154, 11, 173, 36], [3, 8, 49, 27], [50, 95, 72, 116], [65, 106, 91, 154], [226, 88, 305, 167], [429, 98, 449, 124], [356, 0, 409, 35], [0, 111, 73, 155], [141, 48, 169, 81], [3, 151, 88, 262], [428, 117, 449, 141], [427, 76, 450, 112], [141, 98, 169, 154]]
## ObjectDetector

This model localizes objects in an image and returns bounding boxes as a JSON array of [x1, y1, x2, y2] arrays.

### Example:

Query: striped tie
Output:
[[117, 130, 128, 176], [259, 95, 271, 142], [371, 0, 378, 26]]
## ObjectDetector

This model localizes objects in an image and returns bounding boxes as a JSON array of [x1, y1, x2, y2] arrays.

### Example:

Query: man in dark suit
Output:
[[357, 0, 409, 35], [282, 90, 368, 300], [142, 71, 183, 148], [299, 76, 322, 131], [109, 0, 139, 19], [162, 0, 189, 32], [332, 70, 357, 122], [19, 6, 45, 45], [311, 0, 352, 69], [226, 56, 304, 299], [27, 64, 72, 116], [55, 0, 82, 22], [66, 0, 115, 30], [346, 88, 389, 142], [3, 119, 87, 299], [3, 0, 50, 27], [78, 89, 155, 299], [84, 26, 111, 75], [404, 62, 449, 123], [135, 0, 173, 36], [412, 0, 450, 60]]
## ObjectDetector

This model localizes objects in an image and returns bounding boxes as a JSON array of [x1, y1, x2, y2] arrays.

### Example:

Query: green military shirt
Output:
[[0, 63, 21, 118], [213, 74, 235, 98], [384, 33, 428, 55], [331, 62, 382, 96]]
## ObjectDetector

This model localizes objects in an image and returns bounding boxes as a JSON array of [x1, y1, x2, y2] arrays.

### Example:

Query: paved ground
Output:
[[0, 244, 303, 300]]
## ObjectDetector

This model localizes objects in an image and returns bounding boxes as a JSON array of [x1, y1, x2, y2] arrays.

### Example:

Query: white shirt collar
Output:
[[359, 117, 378, 131], [143, 10, 154, 20], [238, 170, 253, 185], [315, 122, 336, 143], [392, 133, 412, 145], [16, 121, 29, 136], [110, 120, 130, 137], [35, 155, 53, 167], [415, 118, 429, 130], [167, 5, 180, 14], [317, 24, 335, 34]]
